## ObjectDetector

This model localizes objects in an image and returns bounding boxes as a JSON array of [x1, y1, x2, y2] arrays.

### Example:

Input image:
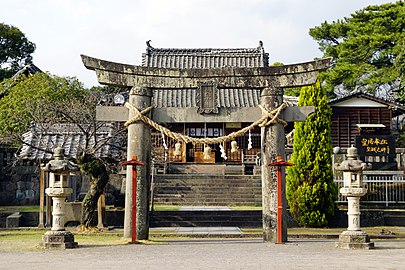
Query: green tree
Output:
[[286, 80, 338, 227], [395, 32, 405, 98], [309, 2, 405, 99], [0, 73, 81, 139], [0, 23, 36, 81], [0, 73, 124, 228]]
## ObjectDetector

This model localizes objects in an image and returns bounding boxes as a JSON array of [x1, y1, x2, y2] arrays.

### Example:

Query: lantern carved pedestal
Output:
[[42, 148, 78, 249], [334, 146, 374, 250]]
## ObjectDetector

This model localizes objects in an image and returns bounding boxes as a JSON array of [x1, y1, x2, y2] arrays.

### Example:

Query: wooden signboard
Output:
[[355, 135, 395, 157]]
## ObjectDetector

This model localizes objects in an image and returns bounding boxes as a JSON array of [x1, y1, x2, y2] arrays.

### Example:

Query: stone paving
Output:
[[1, 238, 405, 270]]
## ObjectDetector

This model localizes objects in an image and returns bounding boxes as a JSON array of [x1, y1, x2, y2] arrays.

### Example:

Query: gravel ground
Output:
[[1, 238, 404, 270]]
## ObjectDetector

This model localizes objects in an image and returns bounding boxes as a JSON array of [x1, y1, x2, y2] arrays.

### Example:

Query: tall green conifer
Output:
[[286, 80, 337, 227]]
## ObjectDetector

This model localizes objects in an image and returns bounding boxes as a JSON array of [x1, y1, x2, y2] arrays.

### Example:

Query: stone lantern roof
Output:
[[43, 147, 78, 173], [334, 145, 371, 172]]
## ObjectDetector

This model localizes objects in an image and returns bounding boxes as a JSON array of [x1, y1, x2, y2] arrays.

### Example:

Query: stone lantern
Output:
[[334, 145, 374, 249], [42, 147, 78, 249]]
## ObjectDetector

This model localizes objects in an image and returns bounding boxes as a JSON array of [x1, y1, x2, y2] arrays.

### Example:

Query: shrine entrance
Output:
[[82, 42, 330, 243], [152, 123, 261, 164]]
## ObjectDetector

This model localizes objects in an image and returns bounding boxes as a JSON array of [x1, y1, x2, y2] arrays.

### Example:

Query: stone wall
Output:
[[0, 156, 125, 206], [0, 147, 40, 206]]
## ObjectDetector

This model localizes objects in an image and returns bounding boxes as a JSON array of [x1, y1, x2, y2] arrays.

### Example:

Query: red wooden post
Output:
[[120, 156, 145, 243], [268, 156, 294, 244]]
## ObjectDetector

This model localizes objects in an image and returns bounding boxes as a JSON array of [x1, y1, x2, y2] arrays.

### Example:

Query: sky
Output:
[[0, 0, 396, 87]]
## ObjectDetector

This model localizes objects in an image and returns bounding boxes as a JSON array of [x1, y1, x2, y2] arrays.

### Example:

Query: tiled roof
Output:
[[1, 63, 42, 99], [19, 123, 123, 161], [11, 63, 42, 80], [153, 88, 262, 108], [101, 90, 298, 108], [328, 90, 405, 116], [99, 42, 300, 110], [142, 41, 269, 68]]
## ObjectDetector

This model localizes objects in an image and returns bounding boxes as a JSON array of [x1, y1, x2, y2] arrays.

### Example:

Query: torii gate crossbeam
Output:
[[81, 54, 331, 242]]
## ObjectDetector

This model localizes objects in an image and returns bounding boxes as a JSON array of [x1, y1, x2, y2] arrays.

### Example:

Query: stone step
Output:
[[153, 173, 262, 206], [155, 190, 263, 196], [153, 200, 262, 206], [168, 164, 226, 174], [155, 174, 261, 179], [155, 194, 262, 199], [0, 213, 9, 228], [156, 188, 262, 194], [155, 180, 262, 184], [154, 174, 262, 205], [150, 210, 262, 227], [155, 197, 262, 201], [156, 181, 261, 185]]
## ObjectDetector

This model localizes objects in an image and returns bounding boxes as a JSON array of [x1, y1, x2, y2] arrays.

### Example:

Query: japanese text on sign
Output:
[[355, 135, 395, 157], [361, 138, 390, 154]]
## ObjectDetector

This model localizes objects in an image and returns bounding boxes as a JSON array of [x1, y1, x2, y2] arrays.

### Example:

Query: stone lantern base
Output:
[[335, 230, 374, 250], [42, 230, 78, 249]]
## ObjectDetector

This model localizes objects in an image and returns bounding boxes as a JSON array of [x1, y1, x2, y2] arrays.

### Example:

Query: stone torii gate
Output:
[[81, 54, 331, 242]]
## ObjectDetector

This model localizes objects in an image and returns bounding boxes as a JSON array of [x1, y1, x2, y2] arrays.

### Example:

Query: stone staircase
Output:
[[150, 210, 262, 227], [153, 173, 262, 206], [167, 164, 226, 174]]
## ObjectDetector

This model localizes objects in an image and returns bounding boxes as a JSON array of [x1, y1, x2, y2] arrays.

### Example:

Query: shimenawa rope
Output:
[[124, 102, 288, 144]]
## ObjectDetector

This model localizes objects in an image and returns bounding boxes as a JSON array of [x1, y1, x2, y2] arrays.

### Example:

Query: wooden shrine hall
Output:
[[94, 42, 305, 166]]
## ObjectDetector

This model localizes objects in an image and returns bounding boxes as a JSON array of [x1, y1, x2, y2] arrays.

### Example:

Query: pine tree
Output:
[[286, 80, 338, 227]]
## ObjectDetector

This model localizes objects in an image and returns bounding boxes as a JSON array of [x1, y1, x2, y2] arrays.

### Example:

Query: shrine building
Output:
[[99, 42, 299, 170]]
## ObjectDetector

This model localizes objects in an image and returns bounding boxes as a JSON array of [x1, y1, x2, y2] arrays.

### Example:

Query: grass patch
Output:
[[229, 206, 262, 211], [74, 234, 129, 246], [240, 228, 262, 234], [287, 227, 342, 235], [0, 228, 130, 252], [152, 205, 181, 211], [0, 205, 40, 213], [0, 229, 46, 251], [150, 229, 176, 234]]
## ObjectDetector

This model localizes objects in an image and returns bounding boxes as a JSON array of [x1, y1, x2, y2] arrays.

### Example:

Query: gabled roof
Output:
[[1, 63, 42, 99], [19, 123, 123, 161], [328, 90, 405, 117], [142, 41, 269, 69], [11, 63, 42, 80]]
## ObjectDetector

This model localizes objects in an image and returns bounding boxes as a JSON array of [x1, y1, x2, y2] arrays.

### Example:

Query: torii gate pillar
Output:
[[261, 87, 287, 242], [81, 53, 331, 243], [123, 87, 152, 239]]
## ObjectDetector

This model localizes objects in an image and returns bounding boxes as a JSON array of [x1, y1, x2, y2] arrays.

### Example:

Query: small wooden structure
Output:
[[329, 90, 405, 149], [329, 91, 405, 170]]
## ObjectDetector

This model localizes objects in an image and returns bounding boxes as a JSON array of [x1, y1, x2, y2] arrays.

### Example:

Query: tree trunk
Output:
[[78, 154, 109, 228]]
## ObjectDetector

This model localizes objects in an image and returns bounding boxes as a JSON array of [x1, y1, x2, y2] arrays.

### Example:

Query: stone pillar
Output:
[[124, 86, 152, 240], [347, 197, 361, 231], [260, 86, 287, 242], [50, 196, 68, 231]]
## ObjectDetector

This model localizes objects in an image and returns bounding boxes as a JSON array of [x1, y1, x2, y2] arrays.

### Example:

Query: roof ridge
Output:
[[145, 40, 265, 53]]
